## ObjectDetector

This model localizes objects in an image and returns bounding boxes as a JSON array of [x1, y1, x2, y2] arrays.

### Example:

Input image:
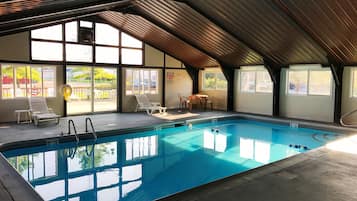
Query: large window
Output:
[[1, 64, 56, 99], [31, 21, 144, 66], [202, 71, 227, 90], [240, 70, 273, 93], [121, 33, 143, 65], [287, 70, 332, 96], [66, 66, 117, 115], [125, 69, 158, 95], [31, 24, 63, 61], [352, 69, 357, 97]]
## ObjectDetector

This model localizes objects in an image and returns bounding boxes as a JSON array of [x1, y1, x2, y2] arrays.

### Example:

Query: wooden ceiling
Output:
[[0, 0, 357, 67]]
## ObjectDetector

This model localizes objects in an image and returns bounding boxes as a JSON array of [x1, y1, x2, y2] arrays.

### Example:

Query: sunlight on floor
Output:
[[326, 134, 357, 154], [152, 112, 200, 120]]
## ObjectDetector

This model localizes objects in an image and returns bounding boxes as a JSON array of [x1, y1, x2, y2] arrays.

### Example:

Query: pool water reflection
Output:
[[3, 119, 340, 201]]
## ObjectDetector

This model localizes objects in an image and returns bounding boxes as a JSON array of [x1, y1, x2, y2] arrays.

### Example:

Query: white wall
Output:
[[234, 68, 273, 115], [279, 67, 335, 122], [199, 68, 227, 110], [341, 67, 357, 122], [0, 32, 30, 62], [165, 69, 192, 109]]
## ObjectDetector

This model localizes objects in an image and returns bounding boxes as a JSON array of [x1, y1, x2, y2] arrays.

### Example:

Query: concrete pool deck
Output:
[[0, 111, 356, 201]]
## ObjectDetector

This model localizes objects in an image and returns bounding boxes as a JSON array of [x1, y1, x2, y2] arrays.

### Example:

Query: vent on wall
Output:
[[79, 27, 94, 44]]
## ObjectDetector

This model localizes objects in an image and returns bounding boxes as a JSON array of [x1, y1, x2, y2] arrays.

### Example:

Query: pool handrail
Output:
[[85, 117, 97, 141], [340, 109, 357, 128], [67, 119, 79, 143]]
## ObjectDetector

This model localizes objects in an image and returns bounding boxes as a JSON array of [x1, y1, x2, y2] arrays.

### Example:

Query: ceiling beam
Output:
[[0, 0, 133, 36], [272, 0, 342, 64], [124, 6, 225, 67], [179, 0, 279, 66]]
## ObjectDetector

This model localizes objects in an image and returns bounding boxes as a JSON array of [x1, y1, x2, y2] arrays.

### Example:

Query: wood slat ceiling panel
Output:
[[187, 0, 328, 65], [100, 11, 218, 67], [133, 0, 263, 66], [281, 0, 357, 64]]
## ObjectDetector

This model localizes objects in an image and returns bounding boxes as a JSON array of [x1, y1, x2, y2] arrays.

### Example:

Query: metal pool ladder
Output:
[[340, 109, 357, 128], [67, 119, 79, 143], [85, 117, 97, 141]]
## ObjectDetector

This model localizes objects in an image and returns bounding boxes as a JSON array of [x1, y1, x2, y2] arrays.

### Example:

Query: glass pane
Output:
[[66, 66, 92, 114], [240, 71, 256, 92], [121, 32, 142, 48], [94, 67, 117, 112], [66, 44, 92, 62], [95, 46, 119, 64], [143, 70, 150, 94], [216, 72, 227, 89], [43, 67, 56, 97], [133, 70, 140, 94], [126, 69, 133, 95], [309, 71, 331, 96], [31, 67, 42, 97], [256, 71, 273, 93], [95, 23, 119, 46], [353, 70, 357, 97], [150, 70, 158, 94], [65, 21, 78, 42], [288, 71, 308, 95], [31, 41, 63, 61], [203, 72, 216, 90], [121, 48, 143, 65], [31, 24, 62, 41], [1, 65, 14, 99], [80, 21, 93, 28], [15, 66, 28, 97]]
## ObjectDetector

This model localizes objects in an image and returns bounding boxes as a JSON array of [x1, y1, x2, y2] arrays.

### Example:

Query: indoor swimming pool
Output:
[[2, 119, 342, 201]]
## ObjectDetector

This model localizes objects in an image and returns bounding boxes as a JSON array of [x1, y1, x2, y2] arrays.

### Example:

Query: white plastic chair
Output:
[[28, 97, 60, 126], [135, 94, 167, 115]]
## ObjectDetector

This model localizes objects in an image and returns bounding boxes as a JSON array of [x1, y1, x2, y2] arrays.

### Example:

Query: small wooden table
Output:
[[14, 109, 32, 124]]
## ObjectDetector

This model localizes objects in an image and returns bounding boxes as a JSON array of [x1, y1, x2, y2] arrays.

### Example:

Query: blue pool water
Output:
[[3, 119, 341, 201]]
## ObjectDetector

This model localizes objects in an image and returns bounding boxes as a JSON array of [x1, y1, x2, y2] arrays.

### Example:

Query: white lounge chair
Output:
[[28, 97, 60, 126], [135, 94, 167, 115]]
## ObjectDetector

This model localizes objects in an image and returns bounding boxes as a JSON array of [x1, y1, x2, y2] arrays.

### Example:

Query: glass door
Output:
[[66, 66, 117, 115], [66, 66, 92, 115], [94, 67, 117, 112]]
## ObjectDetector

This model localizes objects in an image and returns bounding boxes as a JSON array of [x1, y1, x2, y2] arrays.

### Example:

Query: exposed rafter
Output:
[[0, 0, 133, 36], [120, 6, 227, 68], [179, 0, 279, 66]]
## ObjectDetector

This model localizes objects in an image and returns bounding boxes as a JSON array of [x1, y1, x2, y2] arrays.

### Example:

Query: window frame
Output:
[[125, 69, 159, 95], [202, 71, 227, 91], [286, 69, 332, 97], [1, 64, 57, 99], [240, 70, 273, 94]]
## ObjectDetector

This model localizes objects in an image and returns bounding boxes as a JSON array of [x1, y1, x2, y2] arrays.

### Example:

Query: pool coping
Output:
[[0, 113, 356, 201]]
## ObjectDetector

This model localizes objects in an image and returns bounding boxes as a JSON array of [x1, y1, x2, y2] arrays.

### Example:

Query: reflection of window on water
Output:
[[8, 151, 57, 181], [126, 135, 158, 160], [239, 137, 271, 164], [68, 142, 117, 172], [203, 130, 227, 153], [69, 174, 94, 195], [97, 186, 120, 201], [122, 164, 142, 197], [35, 180, 64, 201]]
